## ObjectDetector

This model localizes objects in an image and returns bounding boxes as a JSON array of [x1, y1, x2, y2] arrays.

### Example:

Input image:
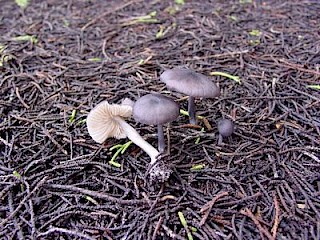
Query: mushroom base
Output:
[[147, 155, 172, 182]]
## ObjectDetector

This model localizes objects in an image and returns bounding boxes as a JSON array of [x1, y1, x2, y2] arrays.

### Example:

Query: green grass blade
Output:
[[306, 85, 320, 90], [108, 160, 121, 168], [180, 109, 204, 120], [121, 141, 132, 154], [190, 164, 205, 170], [178, 211, 187, 227], [12, 35, 38, 44], [210, 71, 241, 84], [15, 0, 29, 8], [109, 144, 124, 151], [68, 109, 77, 123]]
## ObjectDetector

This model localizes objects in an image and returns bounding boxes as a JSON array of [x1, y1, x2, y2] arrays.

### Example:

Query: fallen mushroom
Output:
[[86, 100, 160, 165], [160, 68, 220, 125], [133, 93, 180, 153], [217, 118, 235, 144]]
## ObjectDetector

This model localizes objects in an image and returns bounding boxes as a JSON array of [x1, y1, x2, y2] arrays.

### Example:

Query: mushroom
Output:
[[120, 98, 135, 108], [133, 93, 180, 153], [160, 68, 220, 125], [86, 100, 160, 165], [217, 119, 235, 144]]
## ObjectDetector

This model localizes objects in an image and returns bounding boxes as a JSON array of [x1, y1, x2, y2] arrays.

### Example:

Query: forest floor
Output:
[[1, 0, 320, 239]]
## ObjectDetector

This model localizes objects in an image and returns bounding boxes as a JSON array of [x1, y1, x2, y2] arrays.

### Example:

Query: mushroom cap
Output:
[[86, 101, 132, 143], [121, 98, 135, 108], [160, 68, 220, 98], [217, 119, 235, 137], [133, 93, 180, 125]]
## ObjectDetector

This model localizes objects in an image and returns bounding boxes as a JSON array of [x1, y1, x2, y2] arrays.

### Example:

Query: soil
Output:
[[1, 0, 320, 239]]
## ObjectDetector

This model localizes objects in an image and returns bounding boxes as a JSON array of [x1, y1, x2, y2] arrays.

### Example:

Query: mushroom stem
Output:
[[157, 124, 165, 153], [218, 134, 223, 145], [115, 117, 160, 164], [188, 96, 196, 125]]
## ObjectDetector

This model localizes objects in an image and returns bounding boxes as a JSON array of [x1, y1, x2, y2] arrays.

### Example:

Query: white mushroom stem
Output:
[[115, 117, 160, 164]]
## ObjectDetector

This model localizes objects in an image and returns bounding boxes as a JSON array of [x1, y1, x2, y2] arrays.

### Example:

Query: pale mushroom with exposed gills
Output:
[[86, 100, 160, 165]]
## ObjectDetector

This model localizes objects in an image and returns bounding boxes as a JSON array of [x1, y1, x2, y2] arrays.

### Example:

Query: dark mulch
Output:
[[1, 0, 320, 239]]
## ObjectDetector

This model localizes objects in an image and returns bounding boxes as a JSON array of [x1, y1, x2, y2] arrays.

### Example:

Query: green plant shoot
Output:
[[85, 195, 99, 205], [175, 0, 185, 5], [306, 85, 320, 90], [13, 170, 21, 179], [210, 71, 241, 84], [109, 141, 133, 168], [180, 109, 204, 120], [124, 11, 158, 25], [178, 211, 193, 240], [88, 57, 102, 62], [12, 35, 38, 44], [156, 26, 165, 39], [13, 170, 25, 191], [76, 119, 86, 126], [15, 0, 29, 8], [249, 29, 261, 36], [190, 164, 205, 170], [0, 45, 10, 67], [69, 109, 77, 123], [195, 128, 205, 144]]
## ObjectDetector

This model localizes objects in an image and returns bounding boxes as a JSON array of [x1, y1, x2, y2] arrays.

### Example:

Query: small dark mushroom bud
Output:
[[217, 119, 235, 144]]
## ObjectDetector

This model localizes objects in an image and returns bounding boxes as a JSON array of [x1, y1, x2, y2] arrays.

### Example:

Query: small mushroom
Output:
[[133, 93, 180, 153], [160, 68, 220, 124], [86, 100, 160, 165], [121, 98, 135, 108], [217, 119, 235, 144]]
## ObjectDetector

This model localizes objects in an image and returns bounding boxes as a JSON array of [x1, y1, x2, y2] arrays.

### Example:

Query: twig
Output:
[[199, 191, 228, 226], [0, 177, 47, 228], [81, 0, 141, 30], [40, 127, 68, 155], [162, 224, 185, 240], [46, 184, 147, 205], [25, 181, 37, 238], [185, 49, 249, 60], [15, 87, 30, 109], [0, 137, 13, 148], [277, 58, 320, 76], [240, 208, 273, 240], [271, 194, 280, 240], [8, 191, 24, 240], [152, 216, 164, 240], [37, 227, 95, 240]]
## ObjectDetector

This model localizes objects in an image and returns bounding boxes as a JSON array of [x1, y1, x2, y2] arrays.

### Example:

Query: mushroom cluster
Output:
[[86, 67, 235, 182]]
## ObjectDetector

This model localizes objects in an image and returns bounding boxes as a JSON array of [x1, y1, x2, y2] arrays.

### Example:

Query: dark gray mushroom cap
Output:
[[218, 119, 235, 137], [160, 68, 220, 98], [133, 93, 180, 125]]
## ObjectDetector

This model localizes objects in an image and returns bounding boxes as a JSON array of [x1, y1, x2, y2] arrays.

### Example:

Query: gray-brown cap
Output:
[[218, 119, 235, 137], [133, 93, 179, 125], [160, 68, 220, 98]]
